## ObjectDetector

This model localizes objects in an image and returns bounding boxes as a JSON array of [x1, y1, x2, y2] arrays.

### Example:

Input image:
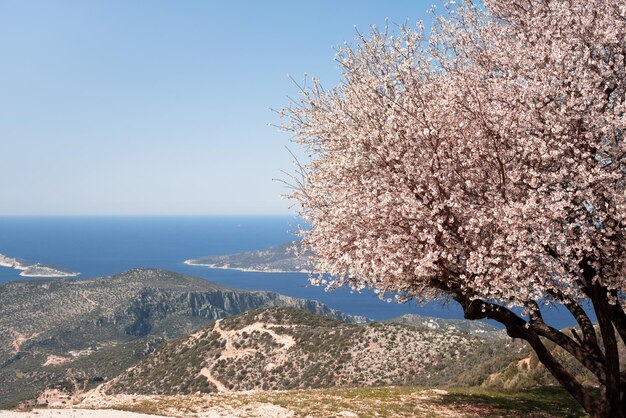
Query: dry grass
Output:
[[102, 386, 587, 418]]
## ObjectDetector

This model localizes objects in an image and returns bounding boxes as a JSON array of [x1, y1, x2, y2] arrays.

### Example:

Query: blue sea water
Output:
[[0, 216, 579, 328]]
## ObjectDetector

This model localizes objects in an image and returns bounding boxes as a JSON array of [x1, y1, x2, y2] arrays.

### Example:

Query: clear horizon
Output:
[[0, 1, 431, 216]]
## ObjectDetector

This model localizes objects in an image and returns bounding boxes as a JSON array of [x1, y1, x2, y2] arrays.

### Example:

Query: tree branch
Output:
[[453, 294, 601, 415], [527, 307, 606, 381]]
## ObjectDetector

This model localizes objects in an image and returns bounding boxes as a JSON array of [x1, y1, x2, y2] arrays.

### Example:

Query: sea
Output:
[[0, 215, 580, 328]]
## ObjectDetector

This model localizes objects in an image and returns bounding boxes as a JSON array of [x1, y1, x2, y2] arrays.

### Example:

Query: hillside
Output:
[[0, 269, 364, 408], [2, 270, 594, 412], [106, 307, 524, 396]]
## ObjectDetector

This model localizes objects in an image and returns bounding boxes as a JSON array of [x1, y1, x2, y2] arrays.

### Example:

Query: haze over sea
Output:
[[0, 216, 578, 328]]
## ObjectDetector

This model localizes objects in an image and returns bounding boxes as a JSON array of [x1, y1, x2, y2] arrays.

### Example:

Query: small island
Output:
[[185, 243, 313, 273], [0, 253, 79, 278]]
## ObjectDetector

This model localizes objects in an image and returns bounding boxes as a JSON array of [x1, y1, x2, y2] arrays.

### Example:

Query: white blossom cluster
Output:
[[282, 0, 626, 310]]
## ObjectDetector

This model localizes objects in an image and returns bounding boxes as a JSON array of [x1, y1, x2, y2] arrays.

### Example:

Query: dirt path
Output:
[[199, 366, 230, 393], [11, 332, 40, 353], [78, 290, 98, 307], [199, 320, 296, 393]]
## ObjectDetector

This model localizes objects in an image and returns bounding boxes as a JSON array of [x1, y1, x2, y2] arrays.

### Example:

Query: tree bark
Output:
[[609, 296, 626, 347], [579, 257, 624, 418], [589, 285, 623, 418]]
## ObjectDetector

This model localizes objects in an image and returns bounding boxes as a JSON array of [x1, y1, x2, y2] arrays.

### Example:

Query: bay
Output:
[[0, 216, 577, 327]]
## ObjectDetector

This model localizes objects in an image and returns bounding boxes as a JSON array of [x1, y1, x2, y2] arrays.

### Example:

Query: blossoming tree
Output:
[[281, 1, 626, 416]]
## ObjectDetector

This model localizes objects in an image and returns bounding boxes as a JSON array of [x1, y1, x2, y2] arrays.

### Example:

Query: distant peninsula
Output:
[[185, 243, 313, 273], [0, 253, 79, 278]]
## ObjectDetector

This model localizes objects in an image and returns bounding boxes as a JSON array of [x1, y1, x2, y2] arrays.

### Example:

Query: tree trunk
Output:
[[591, 297, 622, 417]]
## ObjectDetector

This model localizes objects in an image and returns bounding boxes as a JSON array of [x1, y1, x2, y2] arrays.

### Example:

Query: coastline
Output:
[[18, 270, 81, 278], [0, 254, 80, 278], [183, 259, 311, 274]]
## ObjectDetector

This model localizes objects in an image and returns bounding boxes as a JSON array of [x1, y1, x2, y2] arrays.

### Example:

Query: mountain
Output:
[[2, 268, 558, 411], [0, 269, 365, 408], [105, 307, 524, 397], [185, 243, 313, 273], [9, 305, 589, 416]]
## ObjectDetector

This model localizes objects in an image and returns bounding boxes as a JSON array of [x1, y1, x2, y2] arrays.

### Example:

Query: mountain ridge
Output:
[[1, 268, 543, 411], [0, 268, 365, 408], [106, 306, 520, 397]]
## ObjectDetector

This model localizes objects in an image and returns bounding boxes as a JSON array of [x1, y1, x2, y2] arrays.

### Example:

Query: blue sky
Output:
[[0, 1, 431, 215]]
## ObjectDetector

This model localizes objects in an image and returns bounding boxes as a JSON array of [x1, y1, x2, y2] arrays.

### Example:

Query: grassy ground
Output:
[[435, 387, 588, 418], [110, 386, 588, 417]]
